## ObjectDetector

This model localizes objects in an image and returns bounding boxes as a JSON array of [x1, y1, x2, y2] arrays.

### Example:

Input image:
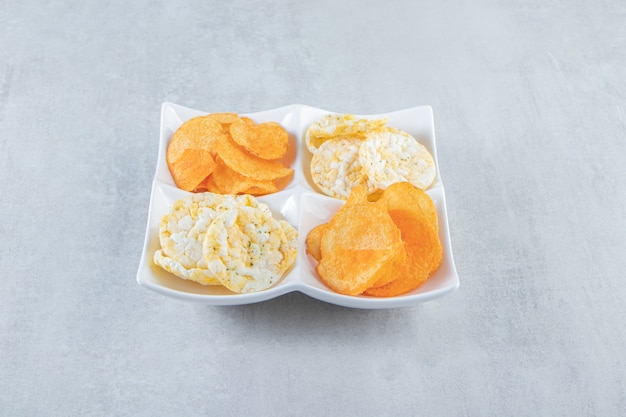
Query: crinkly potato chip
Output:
[[168, 148, 216, 192], [359, 129, 436, 191], [230, 118, 289, 161], [310, 137, 377, 199], [215, 134, 293, 181], [305, 113, 387, 152]]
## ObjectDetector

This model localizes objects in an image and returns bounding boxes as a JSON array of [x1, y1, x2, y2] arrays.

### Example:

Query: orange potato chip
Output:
[[315, 186, 405, 295], [317, 244, 405, 296], [375, 182, 438, 231], [364, 183, 442, 297], [211, 158, 279, 196], [206, 112, 241, 125], [168, 148, 216, 192], [364, 210, 442, 297], [166, 116, 225, 165], [305, 223, 329, 262], [215, 134, 293, 182], [229, 119, 289, 160]]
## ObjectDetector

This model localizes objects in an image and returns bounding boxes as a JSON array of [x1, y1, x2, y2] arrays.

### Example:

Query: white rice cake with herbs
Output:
[[359, 129, 436, 191], [202, 200, 298, 293], [153, 193, 256, 285], [305, 113, 387, 153], [310, 137, 378, 199]]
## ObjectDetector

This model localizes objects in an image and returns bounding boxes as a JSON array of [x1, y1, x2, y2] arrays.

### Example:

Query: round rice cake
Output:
[[305, 113, 387, 153], [202, 201, 298, 293], [310, 137, 377, 199], [359, 129, 436, 190], [154, 192, 255, 285]]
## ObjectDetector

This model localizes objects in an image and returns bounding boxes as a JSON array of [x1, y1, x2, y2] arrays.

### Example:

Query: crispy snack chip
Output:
[[306, 182, 443, 297], [305, 223, 329, 262], [168, 148, 216, 192], [215, 134, 293, 181], [166, 112, 292, 196], [365, 183, 442, 296], [167, 116, 224, 163], [211, 158, 280, 196], [315, 186, 405, 295], [230, 119, 289, 160]]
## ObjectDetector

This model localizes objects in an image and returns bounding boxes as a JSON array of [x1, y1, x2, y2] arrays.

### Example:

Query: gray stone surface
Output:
[[1, 0, 625, 415]]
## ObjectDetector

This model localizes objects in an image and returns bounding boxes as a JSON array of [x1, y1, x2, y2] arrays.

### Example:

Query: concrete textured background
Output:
[[1, 0, 625, 415]]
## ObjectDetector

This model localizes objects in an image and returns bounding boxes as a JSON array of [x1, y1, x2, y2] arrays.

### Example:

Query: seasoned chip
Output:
[[230, 119, 289, 160], [202, 199, 298, 293], [305, 113, 387, 152], [317, 244, 405, 296], [168, 148, 216, 192], [359, 129, 436, 191], [305, 223, 329, 262], [211, 157, 279, 196], [375, 182, 438, 230], [364, 210, 442, 297], [310, 137, 378, 199], [364, 183, 442, 297], [315, 186, 405, 295], [215, 134, 293, 181], [166, 116, 225, 165], [154, 192, 231, 285], [206, 112, 241, 125]]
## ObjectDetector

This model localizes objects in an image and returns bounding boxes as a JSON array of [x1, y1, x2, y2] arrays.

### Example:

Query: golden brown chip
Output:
[[305, 223, 329, 262], [166, 116, 225, 165], [364, 183, 442, 297], [168, 148, 216, 192], [375, 182, 438, 230], [211, 158, 279, 196], [230, 119, 289, 160], [363, 210, 442, 297], [215, 134, 293, 182], [316, 186, 404, 295], [206, 112, 241, 125]]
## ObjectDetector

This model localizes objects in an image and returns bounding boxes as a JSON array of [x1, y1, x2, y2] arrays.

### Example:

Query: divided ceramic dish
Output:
[[136, 102, 459, 309]]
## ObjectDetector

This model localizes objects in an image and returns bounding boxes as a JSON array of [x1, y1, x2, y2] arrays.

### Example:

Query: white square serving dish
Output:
[[136, 102, 459, 309]]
